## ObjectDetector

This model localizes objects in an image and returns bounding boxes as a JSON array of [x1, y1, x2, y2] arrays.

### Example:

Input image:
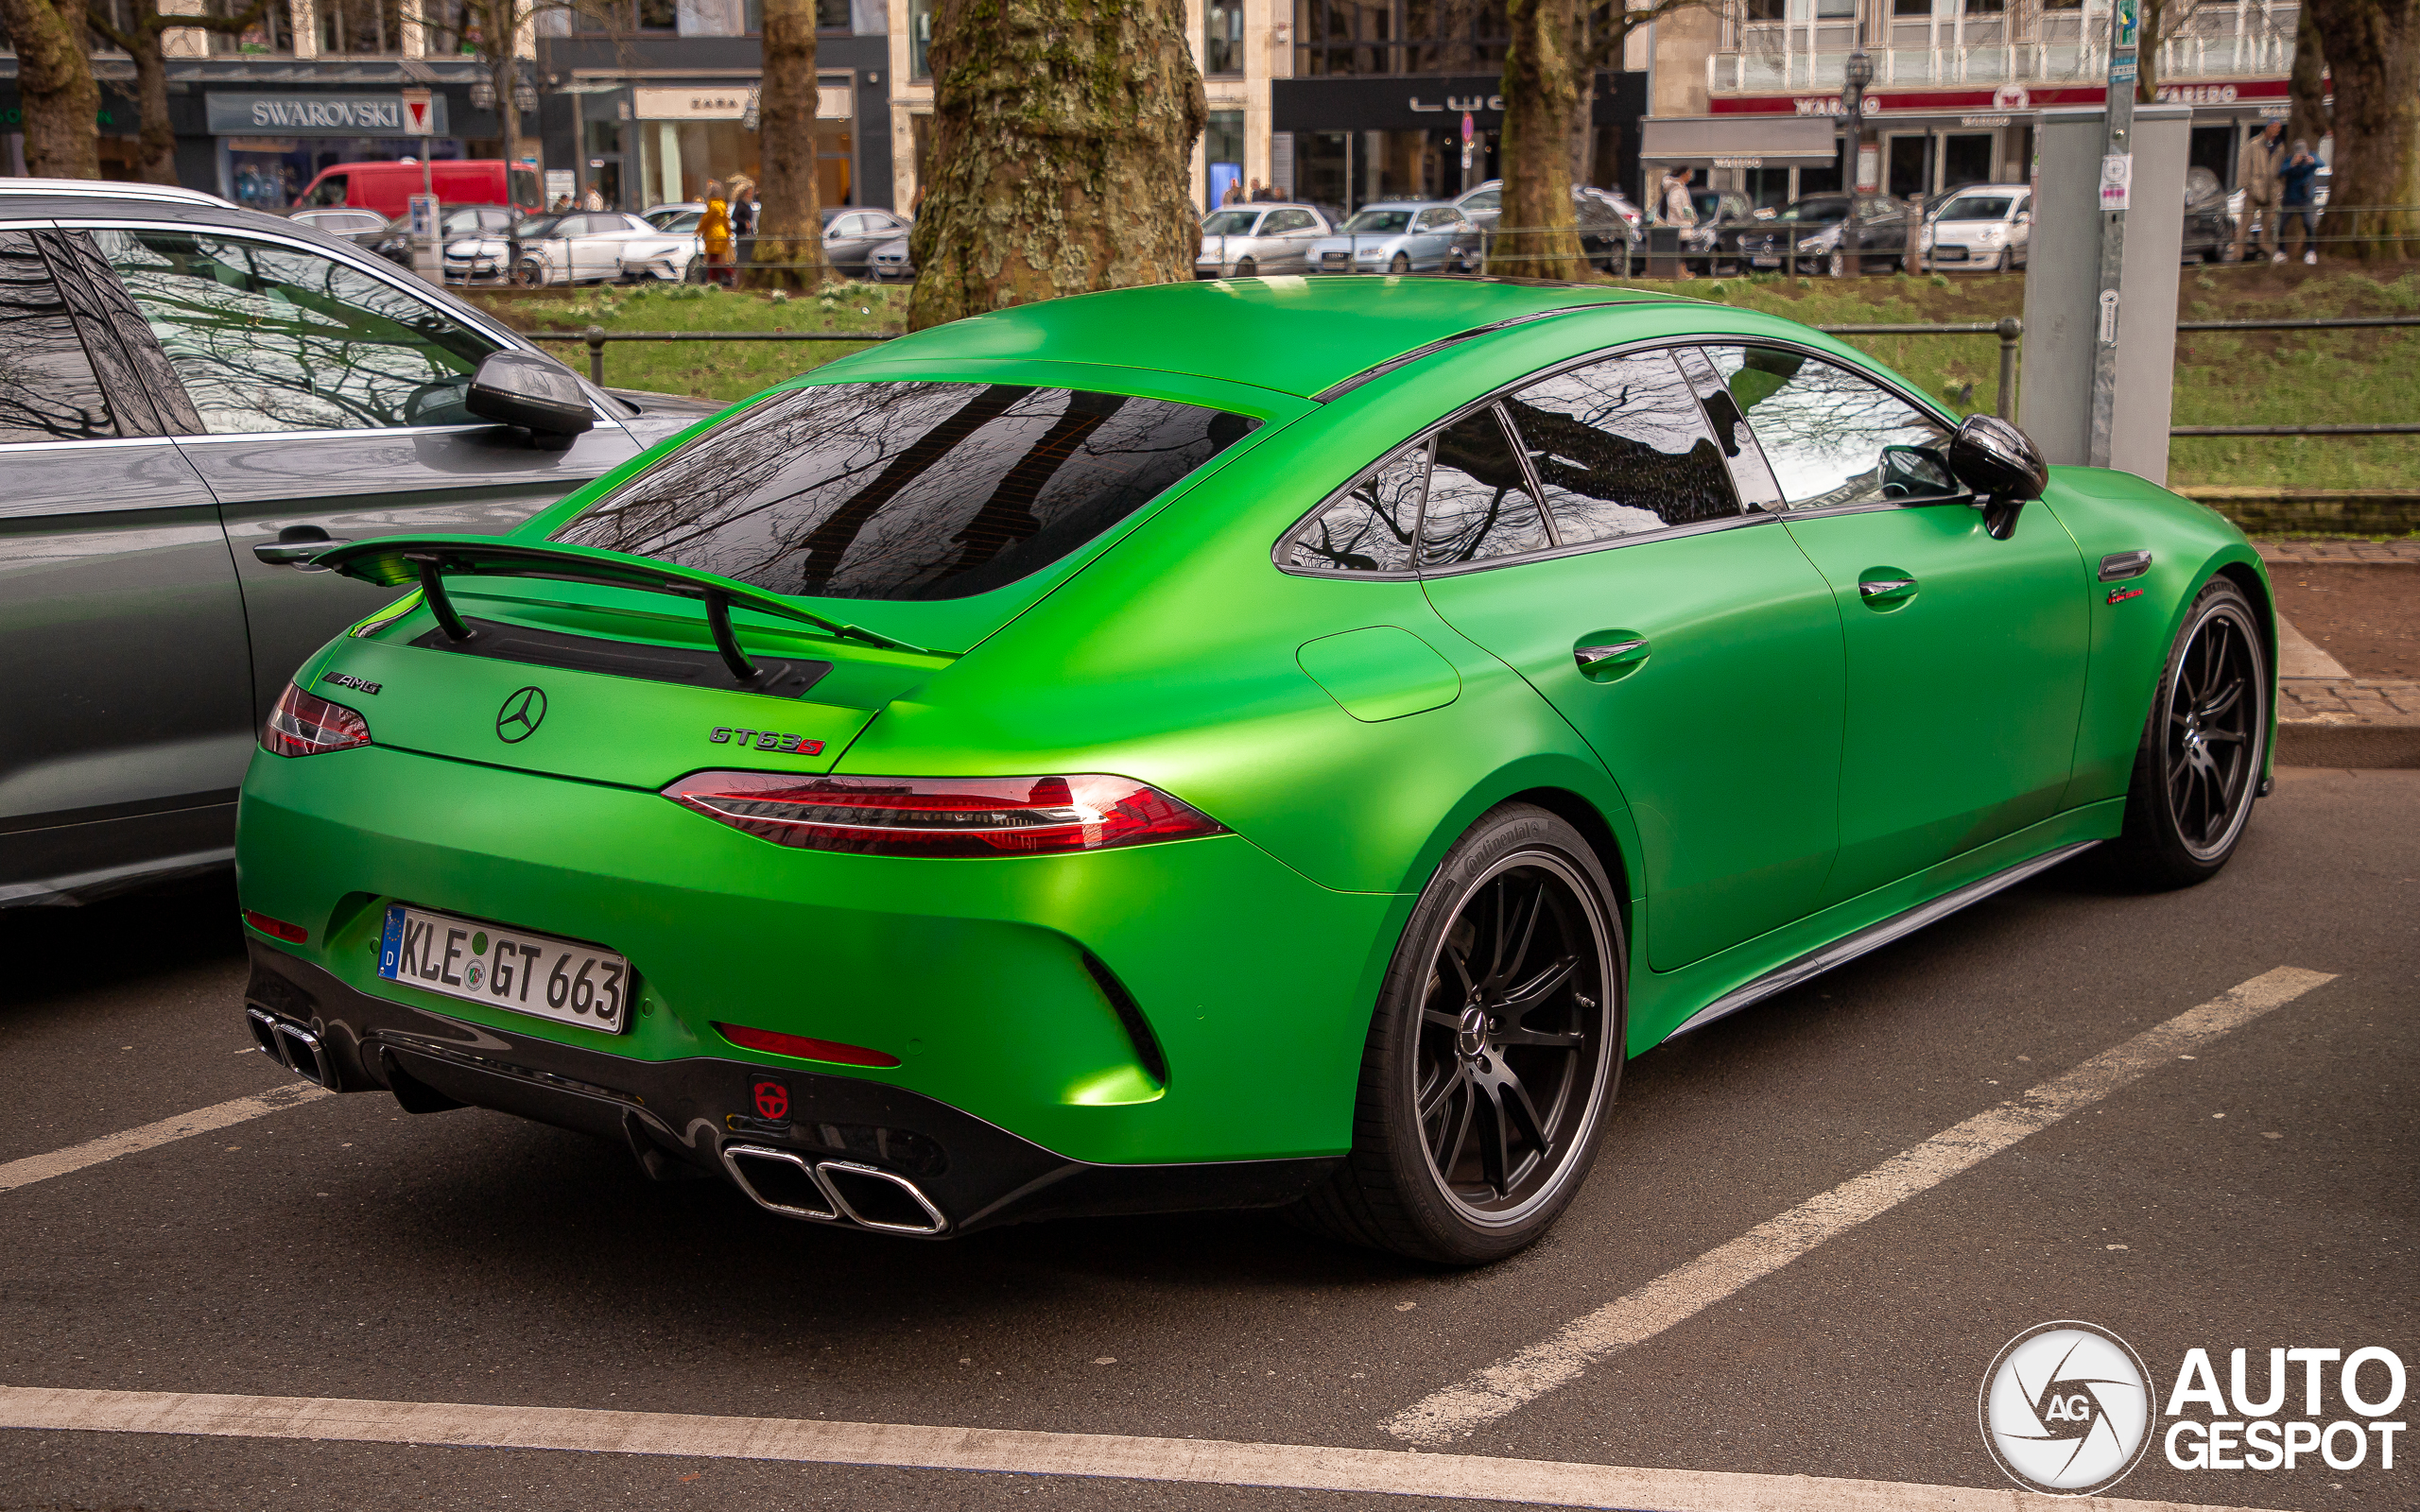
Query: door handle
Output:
[[1857, 574, 1918, 609], [254, 527, 349, 569], [1574, 637, 1651, 681]]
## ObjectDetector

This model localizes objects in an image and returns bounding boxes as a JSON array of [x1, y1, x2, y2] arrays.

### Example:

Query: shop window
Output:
[[1814, 0, 1856, 16], [1962, 0, 2004, 12], [1205, 109, 1244, 210], [1205, 0, 1244, 74], [1292, 0, 1512, 76], [1744, 0, 1785, 17], [1891, 0, 1931, 14], [316, 0, 402, 54], [200, 0, 292, 52], [744, 0, 851, 29], [910, 0, 935, 76]]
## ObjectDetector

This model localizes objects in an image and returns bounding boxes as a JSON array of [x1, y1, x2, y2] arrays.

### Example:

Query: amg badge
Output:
[[711, 728, 824, 755], [321, 671, 382, 696]]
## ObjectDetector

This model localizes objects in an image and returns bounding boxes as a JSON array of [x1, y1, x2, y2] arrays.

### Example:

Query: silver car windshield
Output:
[[1343, 211, 1414, 233], [1201, 210, 1260, 234]]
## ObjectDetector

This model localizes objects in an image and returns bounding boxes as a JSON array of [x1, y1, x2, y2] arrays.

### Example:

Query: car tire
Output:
[[1827, 250, 1847, 277], [1390, 251, 1411, 274], [513, 259, 545, 288], [2105, 576, 2269, 888], [1235, 258, 1257, 279], [1292, 802, 1625, 1265]]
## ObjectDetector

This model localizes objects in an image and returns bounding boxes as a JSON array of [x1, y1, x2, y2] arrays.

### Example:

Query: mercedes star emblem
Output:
[[495, 685, 547, 743]]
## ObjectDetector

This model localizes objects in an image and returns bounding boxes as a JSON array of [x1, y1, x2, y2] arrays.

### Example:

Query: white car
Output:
[[448, 211, 664, 286], [1921, 184, 2031, 272], [619, 206, 706, 283]]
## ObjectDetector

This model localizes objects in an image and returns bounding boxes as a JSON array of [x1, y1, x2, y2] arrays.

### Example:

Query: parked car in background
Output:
[[478, 211, 662, 286], [294, 159, 542, 219], [619, 206, 705, 283], [1920, 184, 2031, 272], [642, 201, 704, 229], [1732, 193, 1913, 275], [821, 207, 912, 279], [1665, 187, 1756, 274], [1455, 184, 1635, 272], [381, 204, 525, 271], [868, 235, 914, 281], [0, 184, 715, 908], [1195, 202, 1334, 278], [1310, 201, 1480, 274]]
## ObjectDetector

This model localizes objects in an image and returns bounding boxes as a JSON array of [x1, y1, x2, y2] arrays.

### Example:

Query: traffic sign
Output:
[[402, 87, 435, 136]]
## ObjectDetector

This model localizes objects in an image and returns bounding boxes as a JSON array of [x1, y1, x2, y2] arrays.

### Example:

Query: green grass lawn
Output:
[[472, 266, 2420, 494]]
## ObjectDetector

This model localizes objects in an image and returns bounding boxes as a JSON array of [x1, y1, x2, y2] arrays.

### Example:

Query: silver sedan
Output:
[[1194, 203, 1334, 279], [1305, 201, 1481, 275]]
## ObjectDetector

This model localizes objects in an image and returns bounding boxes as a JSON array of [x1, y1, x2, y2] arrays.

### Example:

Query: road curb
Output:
[[2275, 677, 2420, 769], [2277, 721, 2420, 768]]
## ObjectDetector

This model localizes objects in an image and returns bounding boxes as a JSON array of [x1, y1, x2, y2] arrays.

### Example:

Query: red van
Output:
[[294, 160, 543, 218]]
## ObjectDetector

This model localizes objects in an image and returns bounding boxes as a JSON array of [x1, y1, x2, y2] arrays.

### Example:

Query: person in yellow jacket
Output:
[[700, 180, 735, 285]]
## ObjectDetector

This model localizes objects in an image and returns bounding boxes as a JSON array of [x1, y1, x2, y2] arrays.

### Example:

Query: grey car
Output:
[[1194, 203, 1334, 279], [0, 183, 715, 906], [1305, 201, 1481, 275]]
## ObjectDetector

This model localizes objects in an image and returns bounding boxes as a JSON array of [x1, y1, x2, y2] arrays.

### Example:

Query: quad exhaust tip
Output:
[[719, 1143, 948, 1235], [246, 1007, 337, 1090]]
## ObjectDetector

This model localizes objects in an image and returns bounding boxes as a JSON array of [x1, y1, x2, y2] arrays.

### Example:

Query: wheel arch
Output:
[[1387, 755, 1644, 961]]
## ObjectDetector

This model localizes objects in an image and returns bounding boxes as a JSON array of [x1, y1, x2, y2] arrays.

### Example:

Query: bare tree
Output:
[[426, 0, 616, 198], [88, 0, 269, 185], [752, 0, 832, 287], [2304, 0, 2420, 259], [907, 0, 1205, 331], [0, 0, 101, 176]]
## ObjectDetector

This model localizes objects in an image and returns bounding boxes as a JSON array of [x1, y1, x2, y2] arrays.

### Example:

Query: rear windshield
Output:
[[554, 381, 1257, 602]]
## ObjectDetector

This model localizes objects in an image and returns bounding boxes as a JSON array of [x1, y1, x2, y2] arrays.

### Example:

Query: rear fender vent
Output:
[[1081, 950, 1167, 1088]]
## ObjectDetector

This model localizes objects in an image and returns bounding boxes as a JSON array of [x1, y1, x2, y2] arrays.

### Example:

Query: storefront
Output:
[[1685, 78, 2294, 204], [1271, 72, 1648, 217], [205, 91, 471, 211]]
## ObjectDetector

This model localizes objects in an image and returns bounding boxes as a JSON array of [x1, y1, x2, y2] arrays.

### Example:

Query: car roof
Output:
[[0, 176, 236, 208], [853, 277, 1673, 400], [1941, 183, 2029, 198], [1354, 200, 1455, 212]]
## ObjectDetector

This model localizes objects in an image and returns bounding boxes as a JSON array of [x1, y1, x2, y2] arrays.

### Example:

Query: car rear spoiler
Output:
[[313, 535, 936, 676]]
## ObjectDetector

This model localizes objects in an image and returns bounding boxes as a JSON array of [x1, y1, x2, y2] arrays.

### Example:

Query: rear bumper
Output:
[[245, 939, 1338, 1235]]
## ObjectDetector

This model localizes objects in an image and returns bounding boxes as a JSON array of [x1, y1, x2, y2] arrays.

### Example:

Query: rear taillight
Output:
[[715, 1022, 901, 1068], [662, 772, 1227, 857], [261, 681, 371, 757]]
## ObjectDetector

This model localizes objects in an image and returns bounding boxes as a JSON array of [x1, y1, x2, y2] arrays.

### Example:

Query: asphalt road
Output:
[[3, 767, 2412, 1511]]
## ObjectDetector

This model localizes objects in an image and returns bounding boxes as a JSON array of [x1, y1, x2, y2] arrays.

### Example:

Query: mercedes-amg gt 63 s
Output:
[[235, 277, 2273, 1263]]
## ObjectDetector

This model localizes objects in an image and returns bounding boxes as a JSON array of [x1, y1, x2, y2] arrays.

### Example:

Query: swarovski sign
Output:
[[205, 92, 451, 137]]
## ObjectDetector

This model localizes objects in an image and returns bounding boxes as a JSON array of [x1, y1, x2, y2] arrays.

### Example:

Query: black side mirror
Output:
[[1946, 413, 2048, 540], [466, 351, 595, 445]]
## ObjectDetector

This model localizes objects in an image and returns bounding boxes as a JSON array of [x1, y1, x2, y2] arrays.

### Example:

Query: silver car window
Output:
[[94, 228, 501, 435], [1702, 346, 1955, 510], [1502, 351, 1739, 544]]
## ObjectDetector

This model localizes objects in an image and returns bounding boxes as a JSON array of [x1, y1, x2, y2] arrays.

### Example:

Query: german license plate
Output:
[[378, 903, 631, 1033], [1752, 255, 1780, 267]]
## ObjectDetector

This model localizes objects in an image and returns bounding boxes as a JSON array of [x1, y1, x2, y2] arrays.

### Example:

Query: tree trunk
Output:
[[2134, 0, 2166, 104], [2289, 4, 2332, 149], [0, 0, 102, 178], [1495, 0, 1588, 280], [2307, 0, 2420, 260], [129, 14, 178, 184], [907, 0, 1205, 331], [753, 0, 831, 287]]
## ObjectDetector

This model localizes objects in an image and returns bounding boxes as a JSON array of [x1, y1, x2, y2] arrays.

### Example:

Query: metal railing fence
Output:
[[517, 312, 2419, 441]]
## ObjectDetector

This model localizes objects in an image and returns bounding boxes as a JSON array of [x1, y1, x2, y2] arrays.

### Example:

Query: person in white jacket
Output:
[[1660, 169, 1700, 227]]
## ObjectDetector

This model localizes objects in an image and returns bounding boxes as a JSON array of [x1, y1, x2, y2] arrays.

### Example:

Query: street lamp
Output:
[[468, 77, 497, 113], [1837, 38, 1873, 277], [513, 81, 538, 114]]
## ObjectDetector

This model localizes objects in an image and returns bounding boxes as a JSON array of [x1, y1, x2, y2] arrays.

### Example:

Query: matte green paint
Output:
[[238, 279, 2272, 1174], [1297, 627, 1462, 722]]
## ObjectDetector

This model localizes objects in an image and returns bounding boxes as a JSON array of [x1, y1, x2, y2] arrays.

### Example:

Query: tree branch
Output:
[[1582, 0, 1708, 72]]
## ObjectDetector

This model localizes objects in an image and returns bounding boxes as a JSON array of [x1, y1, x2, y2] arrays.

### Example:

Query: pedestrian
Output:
[[700, 180, 735, 286], [1221, 179, 1245, 207], [728, 174, 757, 250], [582, 182, 606, 213], [2232, 120, 2286, 263], [1249, 177, 1276, 202], [2279, 141, 2323, 264], [550, 193, 571, 213], [1660, 168, 1699, 228]]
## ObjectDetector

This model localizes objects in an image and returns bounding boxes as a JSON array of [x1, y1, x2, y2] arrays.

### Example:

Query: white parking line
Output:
[[0, 1385, 2290, 1512], [0, 1083, 331, 1195], [1386, 966, 2336, 1447]]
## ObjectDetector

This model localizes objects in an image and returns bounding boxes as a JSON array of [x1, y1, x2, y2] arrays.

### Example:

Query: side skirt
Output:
[[1661, 839, 2101, 1043]]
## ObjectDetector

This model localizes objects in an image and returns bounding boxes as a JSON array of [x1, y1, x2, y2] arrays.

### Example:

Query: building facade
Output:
[[881, 0, 1651, 219], [1646, 0, 2301, 208]]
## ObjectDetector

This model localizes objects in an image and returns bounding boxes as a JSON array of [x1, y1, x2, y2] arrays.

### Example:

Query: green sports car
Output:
[[235, 277, 2273, 1263]]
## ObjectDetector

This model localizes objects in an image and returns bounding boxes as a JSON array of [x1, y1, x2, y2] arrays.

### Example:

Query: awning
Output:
[[1639, 114, 1839, 166]]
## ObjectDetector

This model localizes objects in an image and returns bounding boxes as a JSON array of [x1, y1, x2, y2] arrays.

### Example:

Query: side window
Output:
[[1283, 439, 1427, 575], [0, 230, 117, 443], [1702, 346, 1957, 510], [1672, 345, 1784, 511], [830, 215, 865, 237], [1420, 404, 1551, 566], [94, 230, 505, 435], [1500, 350, 1739, 545]]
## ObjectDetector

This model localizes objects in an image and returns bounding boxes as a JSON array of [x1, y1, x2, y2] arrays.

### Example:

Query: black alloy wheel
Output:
[[1411, 852, 1608, 1219], [1390, 251, 1411, 274], [1294, 803, 1622, 1264], [2111, 577, 2269, 886]]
